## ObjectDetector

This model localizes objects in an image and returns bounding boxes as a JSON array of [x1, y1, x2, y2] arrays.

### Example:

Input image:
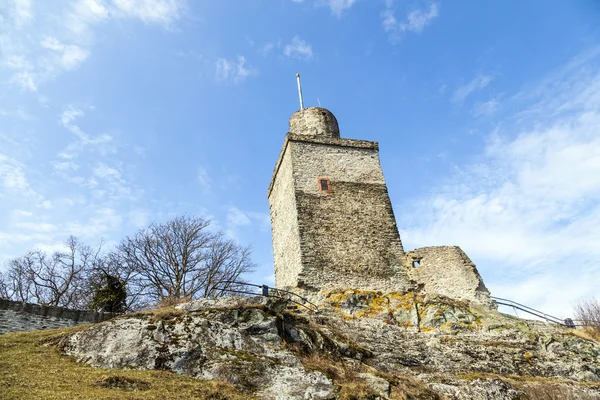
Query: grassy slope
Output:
[[0, 325, 255, 400]]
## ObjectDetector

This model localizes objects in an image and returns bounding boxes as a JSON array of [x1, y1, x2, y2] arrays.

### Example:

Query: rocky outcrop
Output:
[[61, 291, 600, 400]]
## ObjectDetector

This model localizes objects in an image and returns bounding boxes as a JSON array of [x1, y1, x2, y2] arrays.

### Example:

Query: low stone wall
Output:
[[0, 299, 118, 335], [405, 246, 494, 306]]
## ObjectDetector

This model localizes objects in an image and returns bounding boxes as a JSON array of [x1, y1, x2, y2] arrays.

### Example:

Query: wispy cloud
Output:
[[52, 161, 80, 172], [260, 41, 278, 56], [382, 2, 439, 42], [1, 0, 186, 92], [111, 0, 185, 26], [225, 206, 270, 240], [9, 0, 33, 29], [215, 55, 257, 83], [128, 210, 149, 228], [58, 106, 114, 159], [0, 153, 35, 196], [399, 50, 600, 316], [292, 0, 356, 17], [283, 36, 313, 60], [451, 74, 493, 103], [197, 167, 212, 191], [473, 98, 499, 117], [90, 162, 140, 201], [40, 37, 89, 70]]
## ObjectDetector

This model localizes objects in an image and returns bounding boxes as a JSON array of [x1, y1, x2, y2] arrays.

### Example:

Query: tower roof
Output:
[[289, 107, 340, 138]]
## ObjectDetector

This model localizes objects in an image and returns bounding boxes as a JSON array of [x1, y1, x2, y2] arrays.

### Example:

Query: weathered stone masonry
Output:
[[268, 108, 413, 293], [268, 106, 493, 306], [405, 246, 493, 306], [0, 298, 117, 335]]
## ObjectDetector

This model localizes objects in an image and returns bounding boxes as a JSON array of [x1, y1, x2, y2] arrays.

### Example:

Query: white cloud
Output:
[[401, 4, 439, 33], [128, 210, 149, 228], [65, 207, 123, 238], [10, 0, 33, 29], [261, 42, 276, 56], [399, 50, 600, 316], [9, 71, 37, 92], [40, 37, 89, 70], [473, 98, 499, 117], [1, 0, 186, 92], [93, 163, 121, 179], [215, 55, 257, 83], [11, 210, 33, 218], [227, 207, 253, 227], [197, 167, 212, 190], [323, 0, 356, 16], [292, 0, 356, 16], [111, 0, 184, 26], [14, 221, 58, 233], [225, 206, 270, 239], [451, 74, 493, 103], [61, 106, 84, 126], [382, 3, 439, 42], [53, 161, 80, 171], [58, 106, 114, 158], [91, 162, 139, 201], [38, 200, 52, 209], [0, 153, 33, 195], [283, 36, 313, 60], [0, 107, 32, 120]]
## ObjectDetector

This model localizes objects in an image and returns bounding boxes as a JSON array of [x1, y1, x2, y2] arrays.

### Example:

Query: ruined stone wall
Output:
[[405, 246, 493, 306], [0, 298, 117, 334], [268, 142, 303, 288], [288, 136, 412, 292]]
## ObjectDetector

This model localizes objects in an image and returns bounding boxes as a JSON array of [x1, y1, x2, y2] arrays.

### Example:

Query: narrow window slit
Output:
[[320, 179, 329, 191]]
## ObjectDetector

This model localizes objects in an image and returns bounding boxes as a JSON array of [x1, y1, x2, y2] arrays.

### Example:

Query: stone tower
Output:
[[268, 107, 414, 293]]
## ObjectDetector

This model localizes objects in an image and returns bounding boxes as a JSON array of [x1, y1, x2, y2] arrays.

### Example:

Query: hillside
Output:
[[2, 291, 600, 399]]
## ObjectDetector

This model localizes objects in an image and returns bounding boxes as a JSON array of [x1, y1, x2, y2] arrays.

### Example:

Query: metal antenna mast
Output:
[[296, 73, 304, 110]]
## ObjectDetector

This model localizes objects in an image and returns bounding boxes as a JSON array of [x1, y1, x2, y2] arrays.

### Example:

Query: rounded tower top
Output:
[[289, 107, 340, 138]]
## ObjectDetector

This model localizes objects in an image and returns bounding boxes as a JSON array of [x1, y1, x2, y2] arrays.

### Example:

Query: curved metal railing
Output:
[[210, 281, 319, 312], [492, 296, 580, 327]]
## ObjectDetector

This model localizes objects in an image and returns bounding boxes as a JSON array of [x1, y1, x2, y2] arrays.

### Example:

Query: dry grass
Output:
[[564, 327, 600, 343], [0, 327, 256, 400], [456, 371, 600, 390], [337, 382, 381, 400], [521, 384, 587, 400], [298, 352, 441, 400], [574, 297, 600, 341], [156, 295, 193, 308], [126, 305, 186, 323], [300, 354, 379, 400]]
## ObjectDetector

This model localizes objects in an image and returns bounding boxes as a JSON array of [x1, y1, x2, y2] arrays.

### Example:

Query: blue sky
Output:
[[1, 0, 599, 317]]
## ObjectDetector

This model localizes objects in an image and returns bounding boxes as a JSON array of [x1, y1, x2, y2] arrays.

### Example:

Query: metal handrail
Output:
[[201, 284, 587, 325], [209, 281, 319, 312], [491, 296, 582, 327]]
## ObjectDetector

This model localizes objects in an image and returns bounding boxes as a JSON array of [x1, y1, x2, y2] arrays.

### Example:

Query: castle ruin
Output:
[[268, 107, 493, 306]]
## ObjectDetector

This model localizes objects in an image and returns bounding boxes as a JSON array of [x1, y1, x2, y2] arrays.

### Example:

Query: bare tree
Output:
[[115, 215, 255, 303], [1, 236, 105, 308], [27, 236, 100, 308], [574, 297, 600, 332], [0, 272, 7, 299], [200, 233, 255, 298], [1, 252, 36, 302]]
